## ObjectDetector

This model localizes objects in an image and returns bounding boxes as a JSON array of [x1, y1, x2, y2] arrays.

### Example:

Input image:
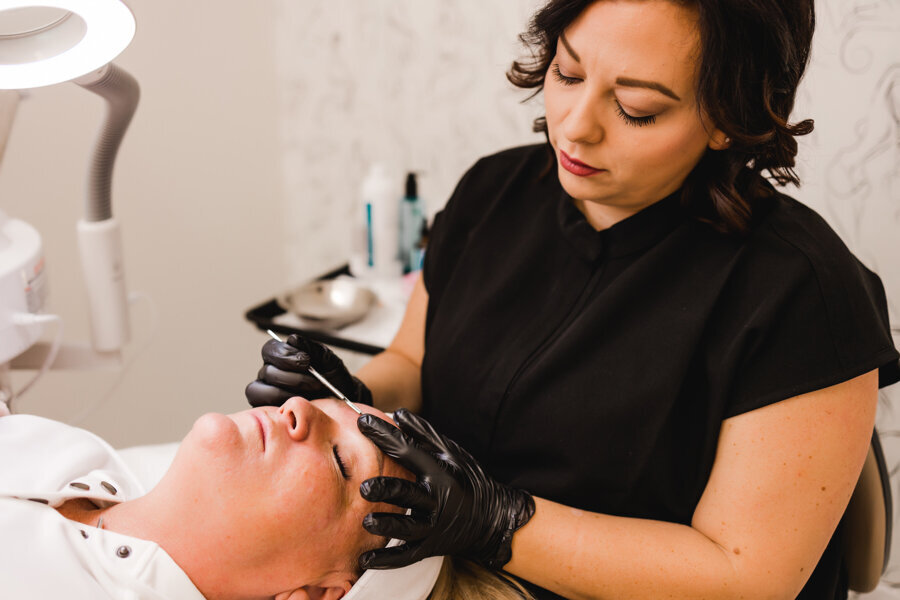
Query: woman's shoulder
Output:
[[702, 184, 898, 414], [456, 143, 553, 193], [437, 143, 555, 228], [743, 187, 868, 286], [470, 143, 552, 171]]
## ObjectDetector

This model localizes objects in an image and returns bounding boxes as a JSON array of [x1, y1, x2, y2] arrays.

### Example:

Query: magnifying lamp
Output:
[[0, 0, 135, 89], [0, 0, 137, 401]]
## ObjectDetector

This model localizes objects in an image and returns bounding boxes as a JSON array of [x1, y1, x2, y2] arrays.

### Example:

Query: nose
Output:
[[279, 397, 324, 442], [562, 90, 605, 145]]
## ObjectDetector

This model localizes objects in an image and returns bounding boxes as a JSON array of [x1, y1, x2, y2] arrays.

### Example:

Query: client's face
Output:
[[173, 397, 407, 599]]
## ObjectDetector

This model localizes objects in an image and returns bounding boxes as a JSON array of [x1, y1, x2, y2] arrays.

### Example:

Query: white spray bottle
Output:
[[351, 164, 401, 278]]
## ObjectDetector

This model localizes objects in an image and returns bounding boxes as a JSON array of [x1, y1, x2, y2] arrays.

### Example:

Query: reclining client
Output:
[[0, 397, 527, 600]]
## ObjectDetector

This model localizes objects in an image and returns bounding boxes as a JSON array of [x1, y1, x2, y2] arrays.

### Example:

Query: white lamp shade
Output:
[[0, 0, 135, 89]]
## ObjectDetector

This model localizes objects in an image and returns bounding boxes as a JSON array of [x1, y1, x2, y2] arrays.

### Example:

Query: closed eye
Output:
[[333, 445, 350, 480], [614, 100, 657, 127], [551, 63, 580, 86]]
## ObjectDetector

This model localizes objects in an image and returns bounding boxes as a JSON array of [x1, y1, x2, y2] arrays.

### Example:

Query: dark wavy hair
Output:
[[507, 0, 816, 235]]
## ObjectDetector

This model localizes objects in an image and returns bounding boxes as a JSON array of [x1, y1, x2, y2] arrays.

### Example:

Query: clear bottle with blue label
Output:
[[351, 164, 402, 278]]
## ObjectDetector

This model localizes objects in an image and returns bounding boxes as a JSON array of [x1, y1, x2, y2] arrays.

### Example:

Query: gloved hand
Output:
[[244, 333, 373, 407], [356, 408, 535, 570]]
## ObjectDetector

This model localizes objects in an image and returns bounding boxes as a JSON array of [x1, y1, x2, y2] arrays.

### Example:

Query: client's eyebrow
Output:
[[360, 418, 384, 478], [332, 398, 385, 477], [374, 445, 384, 477]]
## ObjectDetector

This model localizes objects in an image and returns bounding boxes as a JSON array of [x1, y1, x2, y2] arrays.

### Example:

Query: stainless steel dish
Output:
[[277, 278, 376, 330]]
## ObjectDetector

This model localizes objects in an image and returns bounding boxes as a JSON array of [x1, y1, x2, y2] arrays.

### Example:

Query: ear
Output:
[[276, 581, 352, 600], [275, 590, 312, 600], [707, 127, 731, 151]]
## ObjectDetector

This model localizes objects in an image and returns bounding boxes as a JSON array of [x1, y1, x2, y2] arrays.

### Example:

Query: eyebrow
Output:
[[615, 77, 681, 101], [559, 32, 682, 102], [333, 399, 385, 478], [374, 445, 384, 478], [559, 32, 580, 63]]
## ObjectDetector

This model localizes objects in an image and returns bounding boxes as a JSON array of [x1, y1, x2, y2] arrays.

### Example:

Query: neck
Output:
[[573, 197, 643, 231], [57, 488, 249, 600]]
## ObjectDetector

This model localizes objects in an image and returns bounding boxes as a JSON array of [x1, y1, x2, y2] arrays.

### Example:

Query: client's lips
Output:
[[559, 150, 604, 177], [252, 412, 267, 451]]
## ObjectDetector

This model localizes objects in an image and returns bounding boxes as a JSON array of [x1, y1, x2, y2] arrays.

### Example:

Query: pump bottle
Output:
[[399, 172, 426, 273], [350, 164, 401, 278]]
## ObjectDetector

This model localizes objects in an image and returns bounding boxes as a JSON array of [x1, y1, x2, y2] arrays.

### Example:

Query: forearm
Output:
[[357, 274, 427, 413], [506, 498, 774, 600], [356, 348, 422, 413], [506, 375, 877, 600]]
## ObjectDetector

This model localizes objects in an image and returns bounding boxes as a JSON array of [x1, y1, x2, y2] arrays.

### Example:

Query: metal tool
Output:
[[266, 329, 363, 414]]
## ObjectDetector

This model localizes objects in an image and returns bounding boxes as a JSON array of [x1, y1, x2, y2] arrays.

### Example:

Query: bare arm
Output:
[[506, 370, 878, 600], [356, 275, 428, 413]]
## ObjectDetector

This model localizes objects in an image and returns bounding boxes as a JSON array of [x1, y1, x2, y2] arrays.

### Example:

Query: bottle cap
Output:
[[405, 172, 417, 199]]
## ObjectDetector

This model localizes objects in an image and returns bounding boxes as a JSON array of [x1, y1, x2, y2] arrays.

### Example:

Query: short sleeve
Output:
[[422, 160, 481, 303], [423, 147, 540, 304], [709, 201, 899, 418]]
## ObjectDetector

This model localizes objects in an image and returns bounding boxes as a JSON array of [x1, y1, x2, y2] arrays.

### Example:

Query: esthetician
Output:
[[247, 1, 900, 598]]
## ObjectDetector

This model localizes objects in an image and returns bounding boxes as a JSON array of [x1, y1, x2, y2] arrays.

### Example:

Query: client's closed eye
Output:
[[333, 446, 350, 480]]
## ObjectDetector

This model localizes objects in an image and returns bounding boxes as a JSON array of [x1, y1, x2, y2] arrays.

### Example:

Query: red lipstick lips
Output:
[[560, 150, 604, 177]]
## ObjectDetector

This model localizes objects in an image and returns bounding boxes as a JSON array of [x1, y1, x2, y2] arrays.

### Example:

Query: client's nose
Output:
[[279, 397, 316, 441]]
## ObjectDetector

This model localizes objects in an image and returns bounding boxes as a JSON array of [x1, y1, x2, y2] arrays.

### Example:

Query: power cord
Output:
[[8, 313, 64, 412], [68, 290, 159, 426]]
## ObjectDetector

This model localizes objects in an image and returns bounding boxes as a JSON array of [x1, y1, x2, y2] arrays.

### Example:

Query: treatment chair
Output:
[[843, 430, 893, 593]]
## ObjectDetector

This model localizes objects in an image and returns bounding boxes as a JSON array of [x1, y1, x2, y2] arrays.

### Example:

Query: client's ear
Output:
[[276, 581, 352, 600]]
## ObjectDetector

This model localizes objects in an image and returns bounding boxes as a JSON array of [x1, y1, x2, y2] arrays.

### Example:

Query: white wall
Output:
[[0, 0, 283, 447], [275, 0, 547, 285]]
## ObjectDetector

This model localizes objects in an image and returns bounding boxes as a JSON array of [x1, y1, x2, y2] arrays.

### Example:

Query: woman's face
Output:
[[544, 0, 727, 229], [171, 397, 407, 599]]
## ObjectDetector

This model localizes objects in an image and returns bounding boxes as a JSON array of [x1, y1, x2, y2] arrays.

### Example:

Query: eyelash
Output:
[[614, 102, 657, 127], [551, 63, 580, 87], [333, 445, 350, 480], [550, 64, 657, 128]]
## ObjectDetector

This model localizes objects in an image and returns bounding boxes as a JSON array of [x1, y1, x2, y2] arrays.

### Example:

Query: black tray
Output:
[[244, 264, 386, 356]]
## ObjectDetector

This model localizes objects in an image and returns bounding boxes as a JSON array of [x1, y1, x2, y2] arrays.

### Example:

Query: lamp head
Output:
[[0, 0, 135, 90]]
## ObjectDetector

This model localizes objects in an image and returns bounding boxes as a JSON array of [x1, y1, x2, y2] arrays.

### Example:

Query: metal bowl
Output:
[[277, 279, 376, 330]]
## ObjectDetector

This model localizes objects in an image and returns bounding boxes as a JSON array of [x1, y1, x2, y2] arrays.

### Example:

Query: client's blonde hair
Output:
[[428, 557, 533, 600]]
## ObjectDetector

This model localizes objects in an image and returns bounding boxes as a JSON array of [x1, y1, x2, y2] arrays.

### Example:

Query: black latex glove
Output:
[[244, 334, 373, 407], [356, 408, 535, 570]]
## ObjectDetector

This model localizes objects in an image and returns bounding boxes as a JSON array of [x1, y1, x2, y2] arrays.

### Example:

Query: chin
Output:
[[188, 412, 244, 452], [558, 171, 615, 203]]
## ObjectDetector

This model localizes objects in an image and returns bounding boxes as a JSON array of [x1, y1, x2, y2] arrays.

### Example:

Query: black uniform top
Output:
[[420, 144, 900, 600]]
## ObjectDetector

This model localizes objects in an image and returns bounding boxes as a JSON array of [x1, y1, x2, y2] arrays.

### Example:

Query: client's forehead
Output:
[[315, 398, 400, 479]]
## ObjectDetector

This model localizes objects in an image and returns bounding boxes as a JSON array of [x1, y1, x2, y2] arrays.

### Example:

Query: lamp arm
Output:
[[75, 63, 140, 221], [71, 63, 139, 353]]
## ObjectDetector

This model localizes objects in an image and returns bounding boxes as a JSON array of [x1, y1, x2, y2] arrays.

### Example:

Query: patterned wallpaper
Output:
[[276, 1, 899, 592], [275, 0, 545, 285], [793, 2, 900, 593]]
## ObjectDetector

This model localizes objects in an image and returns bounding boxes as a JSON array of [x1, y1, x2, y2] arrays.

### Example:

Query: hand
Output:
[[244, 334, 373, 407], [356, 409, 535, 570]]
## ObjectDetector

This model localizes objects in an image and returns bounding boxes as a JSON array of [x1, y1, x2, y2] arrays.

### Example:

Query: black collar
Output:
[[556, 188, 685, 262]]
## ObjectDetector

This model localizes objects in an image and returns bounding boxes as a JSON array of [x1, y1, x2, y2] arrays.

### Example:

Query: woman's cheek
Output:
[[285, 463, 346, 524]]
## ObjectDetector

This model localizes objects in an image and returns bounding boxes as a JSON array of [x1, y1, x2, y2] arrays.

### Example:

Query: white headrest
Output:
[[343, 541, 444, 600]]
